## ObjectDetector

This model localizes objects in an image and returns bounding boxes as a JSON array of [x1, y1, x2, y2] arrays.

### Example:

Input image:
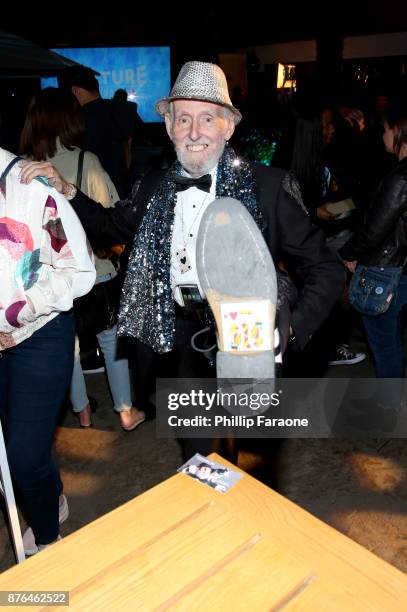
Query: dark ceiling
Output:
[[4, 1, 407, 52]]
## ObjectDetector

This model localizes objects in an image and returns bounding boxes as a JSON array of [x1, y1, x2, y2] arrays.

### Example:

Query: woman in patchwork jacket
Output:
[[0, 148, 95, 555]]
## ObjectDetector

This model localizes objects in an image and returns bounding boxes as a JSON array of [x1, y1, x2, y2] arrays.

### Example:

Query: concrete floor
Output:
[[1, 324, 407, 575]]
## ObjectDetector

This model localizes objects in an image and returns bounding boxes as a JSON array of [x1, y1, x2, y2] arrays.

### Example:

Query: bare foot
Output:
[[120, 407, 146, 431], [78, 404, 92, 427]]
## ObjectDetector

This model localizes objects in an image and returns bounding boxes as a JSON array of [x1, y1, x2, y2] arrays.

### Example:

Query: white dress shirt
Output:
[[171, 167, 217, 305]]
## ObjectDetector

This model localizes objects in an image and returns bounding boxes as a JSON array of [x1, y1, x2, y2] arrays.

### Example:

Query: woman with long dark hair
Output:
[[290, 105, 336, 221], [287, 99, 365, 369], [20, 88, 145, 431]]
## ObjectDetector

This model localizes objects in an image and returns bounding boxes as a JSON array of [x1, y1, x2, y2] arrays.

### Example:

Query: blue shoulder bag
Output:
[[348, 265, 402, 316]]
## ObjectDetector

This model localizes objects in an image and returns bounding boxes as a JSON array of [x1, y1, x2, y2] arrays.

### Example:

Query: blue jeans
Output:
[[362, 275, 407, 378], [70, 324, 132, 413], [0, 312, 75, 545]]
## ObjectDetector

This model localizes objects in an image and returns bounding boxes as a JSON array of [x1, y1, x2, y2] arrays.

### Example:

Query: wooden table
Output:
[[0, 453, 406, 611]]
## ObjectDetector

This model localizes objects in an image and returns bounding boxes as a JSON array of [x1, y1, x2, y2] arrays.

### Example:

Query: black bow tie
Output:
[[173, 174, 212, 193]]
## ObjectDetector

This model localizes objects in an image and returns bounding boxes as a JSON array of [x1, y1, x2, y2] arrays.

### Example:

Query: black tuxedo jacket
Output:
[[70, 164, 344, 349]]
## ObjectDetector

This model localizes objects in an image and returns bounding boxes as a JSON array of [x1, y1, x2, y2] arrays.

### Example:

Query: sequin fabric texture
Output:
[[282, 172, 309, 216], [117, 145, 262, 353], [155, 61, 242, 123]]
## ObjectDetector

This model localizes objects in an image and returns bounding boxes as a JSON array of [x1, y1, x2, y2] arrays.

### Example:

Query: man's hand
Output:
[[19, 161, 71, 196], [316, 204, 338, 221], [344, 260, 357, 273]]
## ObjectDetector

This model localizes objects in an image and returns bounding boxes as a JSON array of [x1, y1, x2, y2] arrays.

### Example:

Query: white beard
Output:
[[175, 140, 226, 177]]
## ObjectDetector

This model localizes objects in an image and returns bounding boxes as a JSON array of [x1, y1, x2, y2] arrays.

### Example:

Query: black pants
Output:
[[129, 312, 237, 462], [283, 301, 351, 377]]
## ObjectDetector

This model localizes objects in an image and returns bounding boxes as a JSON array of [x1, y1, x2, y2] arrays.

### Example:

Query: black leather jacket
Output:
[[339, 158, 407, 267]]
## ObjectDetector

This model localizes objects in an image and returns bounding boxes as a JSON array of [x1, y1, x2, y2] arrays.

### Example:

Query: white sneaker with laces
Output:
[[23, 494, 69, 556]]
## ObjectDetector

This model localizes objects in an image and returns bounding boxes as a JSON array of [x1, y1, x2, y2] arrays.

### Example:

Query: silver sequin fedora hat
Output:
[[156, 61, 242, 124]]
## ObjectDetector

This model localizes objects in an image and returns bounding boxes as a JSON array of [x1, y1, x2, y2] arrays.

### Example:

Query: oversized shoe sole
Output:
[[196, 197, 277, 381]]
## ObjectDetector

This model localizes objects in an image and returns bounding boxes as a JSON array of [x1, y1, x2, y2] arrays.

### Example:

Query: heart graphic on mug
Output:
[[230, 312, 238, 320]]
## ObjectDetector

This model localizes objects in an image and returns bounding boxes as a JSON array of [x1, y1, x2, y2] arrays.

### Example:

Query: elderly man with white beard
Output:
[[20, 61, 344, 458]]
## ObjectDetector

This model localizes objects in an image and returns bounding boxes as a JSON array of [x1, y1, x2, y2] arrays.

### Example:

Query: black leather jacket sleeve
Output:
[[339, 161, 407, 264]]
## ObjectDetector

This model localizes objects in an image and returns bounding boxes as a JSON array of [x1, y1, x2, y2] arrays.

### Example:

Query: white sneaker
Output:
[[58, 494, 69, 523], [23, 495, 69, 556]]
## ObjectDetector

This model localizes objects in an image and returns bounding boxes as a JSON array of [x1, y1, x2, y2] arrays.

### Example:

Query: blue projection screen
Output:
[[42, 47, 170, 122]]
